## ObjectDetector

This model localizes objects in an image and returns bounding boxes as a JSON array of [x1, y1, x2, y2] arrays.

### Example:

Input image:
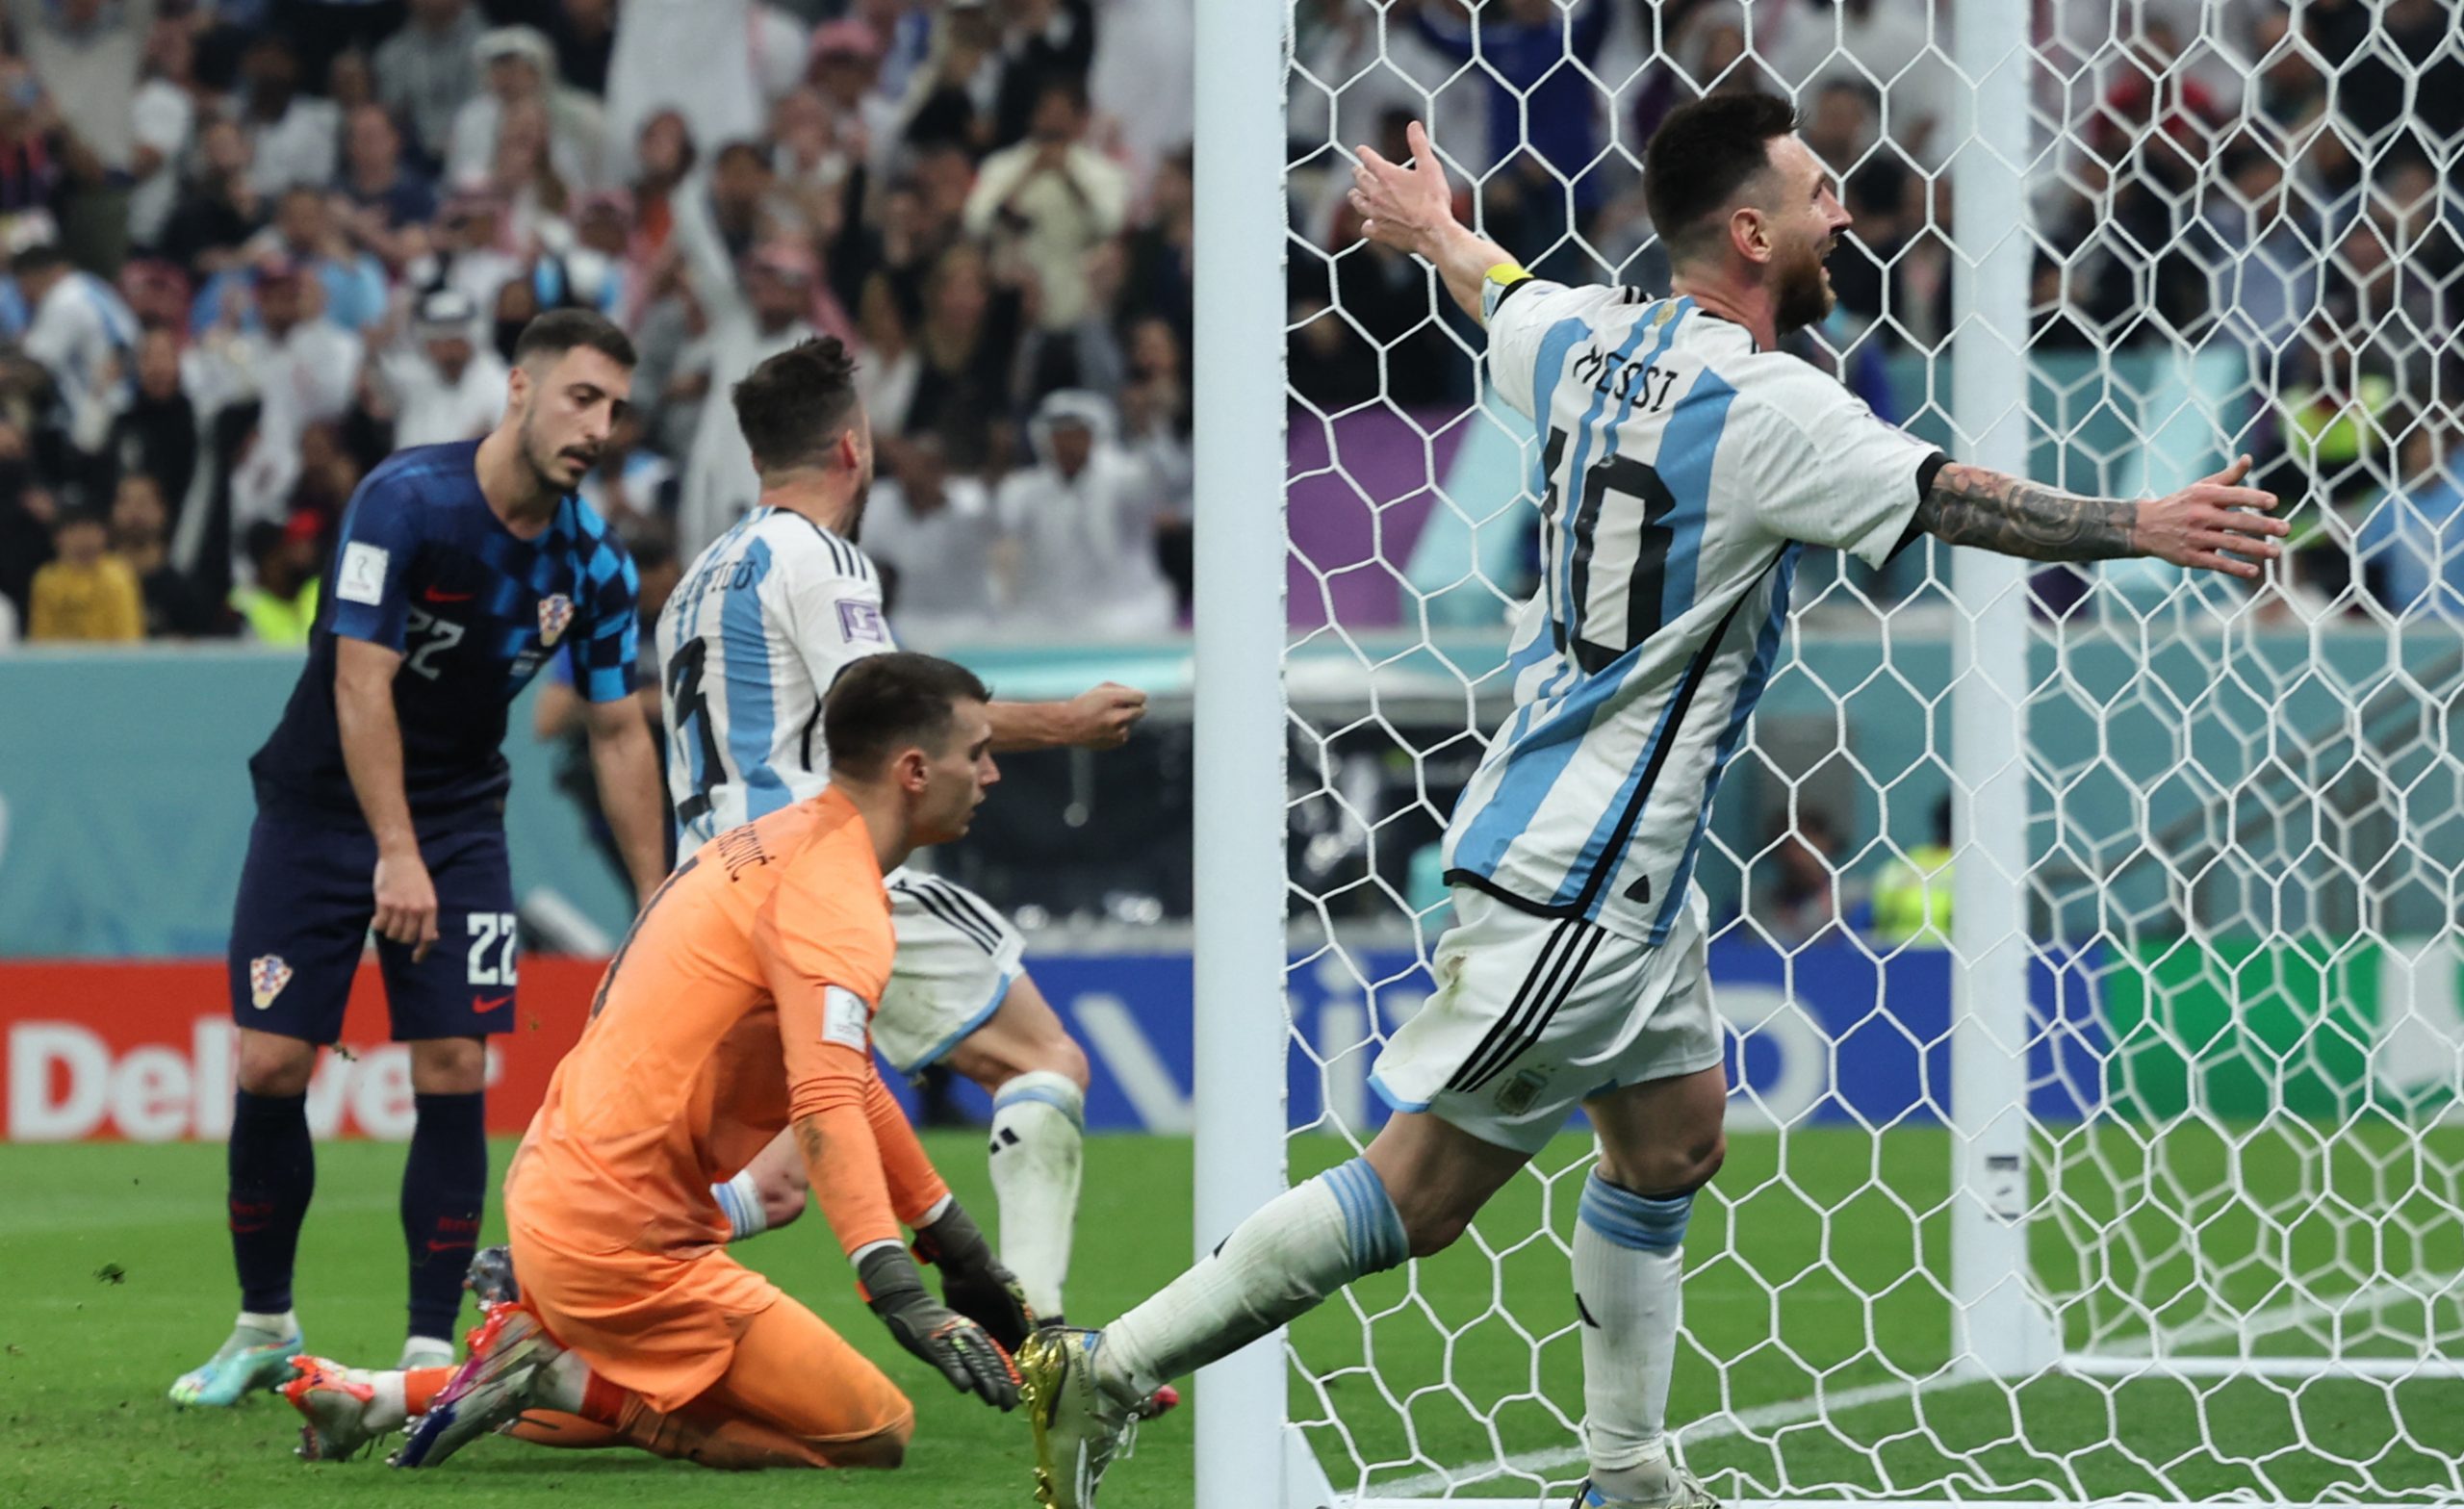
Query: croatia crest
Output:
[[538, 594, 575, 647], [249, 955, 293, 1010]]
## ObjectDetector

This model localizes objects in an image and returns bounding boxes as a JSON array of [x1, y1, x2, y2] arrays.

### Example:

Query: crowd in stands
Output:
[[4, 0, 2459, 653], [0, 0, 1196, 650], [1292, 0, 2464, 622]]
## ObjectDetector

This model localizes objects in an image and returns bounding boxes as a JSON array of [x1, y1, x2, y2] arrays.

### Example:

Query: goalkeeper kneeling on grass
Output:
[[282, 653, 1036, 1470]]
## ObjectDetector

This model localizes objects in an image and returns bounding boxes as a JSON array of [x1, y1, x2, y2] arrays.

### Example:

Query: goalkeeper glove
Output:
[[911, 1199, 1037, 1352], [857, 1244, 1019, 1410]]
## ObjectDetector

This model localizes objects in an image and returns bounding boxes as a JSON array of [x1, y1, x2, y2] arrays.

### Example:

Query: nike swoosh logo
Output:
[[471, 994, 513, 1013], [424, 586, 477, 602], [424, 1239, 475, 1255]]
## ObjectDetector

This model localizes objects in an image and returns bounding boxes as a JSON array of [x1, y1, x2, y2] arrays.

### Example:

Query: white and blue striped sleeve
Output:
[[1483, 279, 1627, 421], [1734, 357, 1945, 570], [774, 534, 895, 699]]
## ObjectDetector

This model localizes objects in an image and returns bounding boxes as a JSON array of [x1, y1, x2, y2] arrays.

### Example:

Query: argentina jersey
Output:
[[249, 441, 641, 826], [656, 505, 892, 847], [1443, 280, 1945, 943]]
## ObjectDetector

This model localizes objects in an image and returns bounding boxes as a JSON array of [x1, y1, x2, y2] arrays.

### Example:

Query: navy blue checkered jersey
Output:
[[250, 440, 639, 827]]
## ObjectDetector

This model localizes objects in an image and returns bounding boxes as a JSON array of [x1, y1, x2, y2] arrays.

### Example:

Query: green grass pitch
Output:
[[6, 1128, 2460, 1507]]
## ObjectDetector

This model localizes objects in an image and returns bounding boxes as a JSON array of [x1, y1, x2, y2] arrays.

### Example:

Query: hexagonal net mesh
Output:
[[1264, 1, 2464, 1503]]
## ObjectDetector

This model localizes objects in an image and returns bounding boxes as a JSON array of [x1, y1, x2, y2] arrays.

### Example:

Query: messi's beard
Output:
[[1774, 246, 1835, 337]]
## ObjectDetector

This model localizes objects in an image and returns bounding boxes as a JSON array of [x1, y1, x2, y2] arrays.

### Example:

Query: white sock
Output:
[[537, 1347, 592, 1413], [236, 1309, 297, 1340], [398, 1335, 454, 1370], [1574, 1170, 1690, 1496], [1096, 1157, 1405, 1406], [712, 1169, 767, 1240], [365, 1368, 410, 1431], [988, 1070, 1086, 1318]]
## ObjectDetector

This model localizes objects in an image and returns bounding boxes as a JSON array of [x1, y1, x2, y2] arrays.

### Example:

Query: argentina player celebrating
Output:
[[173, 312, 672, 1406], [1020, 96, 2290, 1509]]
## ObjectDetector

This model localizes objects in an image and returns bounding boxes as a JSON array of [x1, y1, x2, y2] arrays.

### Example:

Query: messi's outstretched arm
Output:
[[1913, 455, 2289, 579], [1348, 118, 1525, 326]]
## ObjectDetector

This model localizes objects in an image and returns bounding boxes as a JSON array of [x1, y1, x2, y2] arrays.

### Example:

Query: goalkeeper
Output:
[[1022, 94, 2289, 1509], [282, 653, 1031, 1471]]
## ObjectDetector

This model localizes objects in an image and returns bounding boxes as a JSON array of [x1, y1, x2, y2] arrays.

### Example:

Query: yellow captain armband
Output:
[[1480, 262, 1533, 323]]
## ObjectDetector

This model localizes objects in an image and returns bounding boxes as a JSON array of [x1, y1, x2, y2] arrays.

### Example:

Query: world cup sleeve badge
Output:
[[249, 955, 293, 1010], [538, 593, 575, 648]]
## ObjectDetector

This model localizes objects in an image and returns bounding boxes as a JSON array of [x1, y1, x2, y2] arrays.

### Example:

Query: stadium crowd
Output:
[[0, 0, 1196, 650], [2, 0, 2459, 652]]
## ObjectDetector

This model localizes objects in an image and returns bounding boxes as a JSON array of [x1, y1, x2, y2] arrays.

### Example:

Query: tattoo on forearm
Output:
[[1913, 462, 2136, 562]]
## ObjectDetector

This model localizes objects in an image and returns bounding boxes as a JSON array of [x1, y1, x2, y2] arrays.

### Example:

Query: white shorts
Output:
[[873, 870, 1027, 1074], [1369, 886, 1725, 1154]]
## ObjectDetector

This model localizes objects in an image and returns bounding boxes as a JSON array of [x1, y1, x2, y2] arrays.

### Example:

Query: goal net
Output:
[[1198, 1, 2464, 1504]]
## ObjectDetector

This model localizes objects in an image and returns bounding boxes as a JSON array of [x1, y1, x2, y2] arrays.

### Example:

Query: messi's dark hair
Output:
[[1643, 92, 1801, 264]]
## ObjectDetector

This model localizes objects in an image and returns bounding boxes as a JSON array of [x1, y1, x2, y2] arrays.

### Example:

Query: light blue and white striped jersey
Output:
[[22, 270, 138, 446], [1443, 280, 1943, 944], [656, 504, 893, 847]]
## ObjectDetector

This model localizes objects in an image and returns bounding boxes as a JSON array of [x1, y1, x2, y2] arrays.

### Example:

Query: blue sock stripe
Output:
[[1322, 1157, 1407, 1273], [992, 1081, 1086, 1130], [1331, 1164, 1375, 1270], [712, 1178, 755, 1235], [1578, 1170, 1691, 1251], [1325, 1164, 1363, 1267]]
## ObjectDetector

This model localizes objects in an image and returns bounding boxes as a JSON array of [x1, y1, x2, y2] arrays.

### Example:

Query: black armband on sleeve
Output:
[[1890, 450, 1952, 561]]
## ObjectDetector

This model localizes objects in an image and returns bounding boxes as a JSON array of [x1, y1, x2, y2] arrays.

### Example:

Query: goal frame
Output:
[[1189, 1, 1304, 1507]]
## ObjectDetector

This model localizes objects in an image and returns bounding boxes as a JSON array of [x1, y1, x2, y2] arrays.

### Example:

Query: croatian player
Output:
[[287, 653, 1030, 1470], [171, 312, 671, 1406], [658, 337, 1146, 1329], [1021, 97, 2288, 1508]]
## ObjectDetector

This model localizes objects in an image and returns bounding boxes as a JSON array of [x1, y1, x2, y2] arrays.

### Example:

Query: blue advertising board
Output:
[[885, 938, 2110, 1134]]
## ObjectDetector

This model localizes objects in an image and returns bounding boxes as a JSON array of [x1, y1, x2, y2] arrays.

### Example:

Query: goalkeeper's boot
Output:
[[282, 1356, 389, 1462], [1020, 1327, 1139, 1509], [1570, 1457, 1723, 1509], [168, 1317, 304, 1406], [465, 1244, 520, 1309], [390, 1301, 559, 1469]]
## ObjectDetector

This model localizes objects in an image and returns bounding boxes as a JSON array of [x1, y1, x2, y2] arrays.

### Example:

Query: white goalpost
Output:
[[1190, 1, 1301, 1507], [1941, 0, 2061, 1391], [1193, 1, 2464, 1505]]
